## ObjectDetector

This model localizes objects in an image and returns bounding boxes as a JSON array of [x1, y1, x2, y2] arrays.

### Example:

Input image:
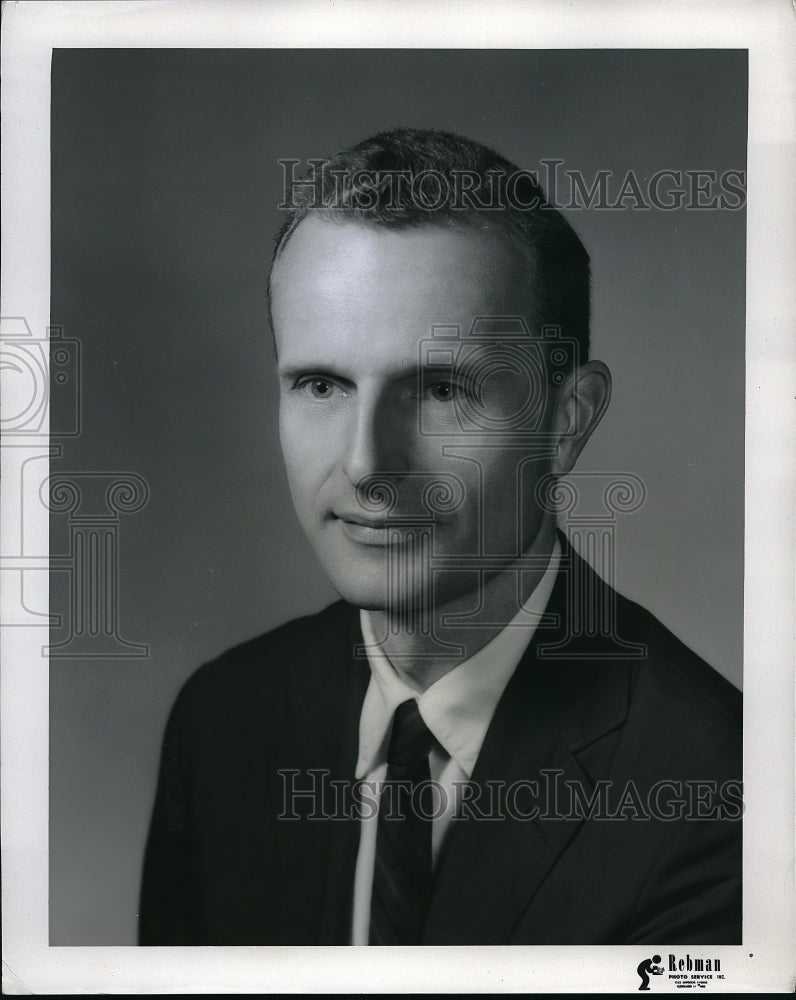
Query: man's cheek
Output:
[[281, 423, 323, 467], [283, 457, 319, 511]]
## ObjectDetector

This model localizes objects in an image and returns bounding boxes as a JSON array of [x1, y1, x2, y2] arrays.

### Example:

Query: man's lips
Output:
[[332, 511, 393, 546], [331, 509, 446, 547], [333, 511, 389, 529]]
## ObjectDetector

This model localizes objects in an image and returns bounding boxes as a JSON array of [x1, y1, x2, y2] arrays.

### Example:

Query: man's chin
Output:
[[320, 564, 388, 611], [324, 569, 432, 613], [313, 535, 460, 612], [329, 583, 389, 612]]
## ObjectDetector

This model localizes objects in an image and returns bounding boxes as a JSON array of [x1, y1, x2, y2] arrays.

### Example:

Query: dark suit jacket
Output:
[[139, 541, 742, 945]]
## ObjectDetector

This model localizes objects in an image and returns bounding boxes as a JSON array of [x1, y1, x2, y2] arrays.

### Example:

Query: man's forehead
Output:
[[272, 215, 533, 294], [270, 215, 537, 351]]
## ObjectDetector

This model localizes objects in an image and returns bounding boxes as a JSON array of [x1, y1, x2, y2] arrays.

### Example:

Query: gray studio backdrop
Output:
[[50, 49, 747, 944]]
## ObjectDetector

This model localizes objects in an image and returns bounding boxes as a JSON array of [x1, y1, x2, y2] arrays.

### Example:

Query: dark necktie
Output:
[[369, 698, 436, 945]]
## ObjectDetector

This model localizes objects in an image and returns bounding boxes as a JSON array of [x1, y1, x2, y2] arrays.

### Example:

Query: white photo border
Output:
[[1, 0, 794, 993]]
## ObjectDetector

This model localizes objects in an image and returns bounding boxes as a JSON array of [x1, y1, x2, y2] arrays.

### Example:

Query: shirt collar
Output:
[[355, 538, 561, 779]]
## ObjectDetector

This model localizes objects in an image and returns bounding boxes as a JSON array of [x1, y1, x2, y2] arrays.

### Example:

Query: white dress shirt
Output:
[[350, 538, 561, 944]]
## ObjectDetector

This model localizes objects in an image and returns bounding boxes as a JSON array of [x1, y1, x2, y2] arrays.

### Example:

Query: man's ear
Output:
[[549, 360, 612, 476]]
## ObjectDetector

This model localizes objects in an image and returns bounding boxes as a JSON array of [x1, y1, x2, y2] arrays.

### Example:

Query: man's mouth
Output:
[[332, 511, 393, 546], [334, 512, 389, 529]]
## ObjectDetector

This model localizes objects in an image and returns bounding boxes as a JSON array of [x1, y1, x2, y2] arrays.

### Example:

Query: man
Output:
[[139, 128, 742, 946]]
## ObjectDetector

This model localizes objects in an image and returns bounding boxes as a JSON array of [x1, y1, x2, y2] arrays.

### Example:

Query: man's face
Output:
[[271, 216, 556, 611]]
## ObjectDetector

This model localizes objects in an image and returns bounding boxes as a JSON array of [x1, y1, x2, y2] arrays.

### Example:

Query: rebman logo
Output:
[[637, 953, 725, 990], [637, 955, 665, 990]]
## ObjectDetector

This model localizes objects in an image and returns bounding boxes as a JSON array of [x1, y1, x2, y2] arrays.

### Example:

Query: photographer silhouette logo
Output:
[[637, 955, 665, 991]]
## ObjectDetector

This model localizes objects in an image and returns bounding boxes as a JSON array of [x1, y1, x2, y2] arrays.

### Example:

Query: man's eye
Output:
[[297, 377, 337, 399], [426, 381, 457, 402]]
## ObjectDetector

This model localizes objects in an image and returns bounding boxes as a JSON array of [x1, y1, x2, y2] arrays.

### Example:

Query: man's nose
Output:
[[340, 389, 409, 487]]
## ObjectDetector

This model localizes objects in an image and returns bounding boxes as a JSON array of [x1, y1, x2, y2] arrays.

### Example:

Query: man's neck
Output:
[[365, 517, 558, 692]]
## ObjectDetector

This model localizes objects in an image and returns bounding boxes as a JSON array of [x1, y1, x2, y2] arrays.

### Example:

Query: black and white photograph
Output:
[[1, 1, 794, 994]]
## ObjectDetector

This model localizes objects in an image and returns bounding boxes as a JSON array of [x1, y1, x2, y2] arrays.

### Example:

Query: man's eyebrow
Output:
[[277, 363, 351, 381], [276, 361, 477, 386], [412, 362, 486, 379]]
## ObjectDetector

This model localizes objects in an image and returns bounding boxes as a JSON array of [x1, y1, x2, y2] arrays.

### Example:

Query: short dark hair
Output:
[[268, 127, 590, 363]]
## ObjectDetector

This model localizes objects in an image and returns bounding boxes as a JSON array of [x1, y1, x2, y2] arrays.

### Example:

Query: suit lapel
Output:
[[423, 546, 634, 944], [265, 603, 369, 943], [315, 608, 370, 943]]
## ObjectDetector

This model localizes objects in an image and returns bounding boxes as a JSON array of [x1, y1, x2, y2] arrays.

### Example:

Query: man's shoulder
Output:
[[562, 539, 741, 737], [618, 587, 741, 723], [213, 598, 355, 664], [168, 599, 357, 729], [612, 586, 742, 772]]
